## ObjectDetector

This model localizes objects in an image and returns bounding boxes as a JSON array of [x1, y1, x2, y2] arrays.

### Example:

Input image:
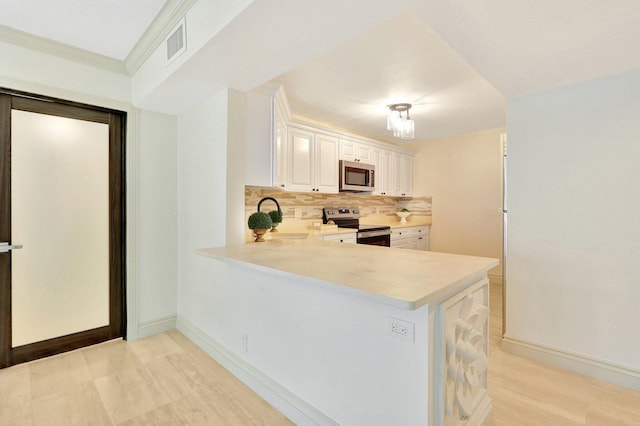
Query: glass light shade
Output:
[[387, 110, 400, 130], [401, 119, 415, 139]]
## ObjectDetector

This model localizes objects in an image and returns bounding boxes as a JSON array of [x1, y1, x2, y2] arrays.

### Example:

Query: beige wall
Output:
[[406, 128, 504, 276]]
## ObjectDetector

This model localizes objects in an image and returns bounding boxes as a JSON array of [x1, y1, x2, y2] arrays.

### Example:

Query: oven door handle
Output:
[[358, 230, 391, 239]]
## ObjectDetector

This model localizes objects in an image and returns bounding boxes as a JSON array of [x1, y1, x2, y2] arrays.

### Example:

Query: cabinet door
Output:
[[406, 238, 419, 250], [287, 127, 314, 192], [354, 143, 372, 163], [415, 226, 429, 251], [339, 139, 371, 163], [273, 106, 287, 188], [392, 152, 413, 196], [417, 236, 429, 251], [339, 139, 356, 161], [403, 154, 413, 196], [376, 149, 393, 195], [315, 134, 339, 193], [392, 152, 405, 196], [319, 233, 357, 244], [391, 240, 409, 249]]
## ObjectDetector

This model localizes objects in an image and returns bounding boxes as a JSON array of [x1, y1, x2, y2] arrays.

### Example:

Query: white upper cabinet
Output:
[[284, 127, 338, 193], [260, 85, 413, 195], [392, 152, 413, 197], [287, 127, 314, 191], [315, 133, 340, 193], [273, 102, 287, 188], [372, 148, 393, 196], [245, 86, 279, 187], [345, 140, 413, 197], [339, 138, 372, 164]]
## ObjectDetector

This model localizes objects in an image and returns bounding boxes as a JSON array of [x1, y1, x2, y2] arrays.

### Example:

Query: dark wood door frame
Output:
[[0, 88, 126, 368]]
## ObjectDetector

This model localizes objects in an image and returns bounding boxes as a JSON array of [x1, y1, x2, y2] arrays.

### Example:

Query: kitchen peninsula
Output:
[[192, 240, 497, 425]]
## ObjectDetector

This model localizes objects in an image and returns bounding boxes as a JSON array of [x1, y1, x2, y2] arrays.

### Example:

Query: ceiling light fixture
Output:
[[387, 103, 415, 140]]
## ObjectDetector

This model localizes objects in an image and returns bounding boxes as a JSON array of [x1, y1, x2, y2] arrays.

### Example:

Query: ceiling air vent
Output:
[[166, 17, 187, 64]]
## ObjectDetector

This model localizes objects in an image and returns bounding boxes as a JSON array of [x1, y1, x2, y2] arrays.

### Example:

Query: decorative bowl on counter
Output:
[[396, 211, 411, 224]]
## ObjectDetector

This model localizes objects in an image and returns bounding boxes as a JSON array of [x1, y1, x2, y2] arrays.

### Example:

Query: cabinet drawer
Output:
[[391, 226, 430, 251], [318, 233, 357, 244], [391, 226, 428, 239]]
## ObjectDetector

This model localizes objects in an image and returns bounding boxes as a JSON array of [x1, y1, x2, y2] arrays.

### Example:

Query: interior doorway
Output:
[[0, 89, 126, 367]]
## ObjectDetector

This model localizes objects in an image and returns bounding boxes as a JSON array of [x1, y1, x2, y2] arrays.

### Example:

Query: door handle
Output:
[[0, 242, 23, 253]]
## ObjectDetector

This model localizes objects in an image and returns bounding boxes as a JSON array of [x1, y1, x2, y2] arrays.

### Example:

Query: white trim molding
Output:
[[125, 107, 140, 342], [0, 0, 196, 76], [176, 315, 339, 426], [0, 24, 127, 75], [503, 336, 640, 391], [137, 315, 177, 339], [124, 0, 196, 74]]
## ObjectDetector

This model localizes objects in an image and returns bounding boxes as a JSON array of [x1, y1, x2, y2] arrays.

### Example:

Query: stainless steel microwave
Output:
[[339, 160, 375, 192]]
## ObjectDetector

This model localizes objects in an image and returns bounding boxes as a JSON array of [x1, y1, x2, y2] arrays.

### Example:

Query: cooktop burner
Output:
[[338, 223, 391, 232], [323, 207, 391, 247], [322, 207, 390, 232]]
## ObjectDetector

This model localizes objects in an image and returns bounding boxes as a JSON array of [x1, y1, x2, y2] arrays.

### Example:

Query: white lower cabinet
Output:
[[317, 232, 357, 244], [390, 226, 430, 250]]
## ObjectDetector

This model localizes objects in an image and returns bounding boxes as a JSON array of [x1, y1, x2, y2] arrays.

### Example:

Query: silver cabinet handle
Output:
[[0, 242, 23, 253]]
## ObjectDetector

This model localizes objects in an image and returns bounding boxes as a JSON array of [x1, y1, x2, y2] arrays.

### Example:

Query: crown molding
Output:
[[124, 0, 197, 75], [0, 24, 127, 75]]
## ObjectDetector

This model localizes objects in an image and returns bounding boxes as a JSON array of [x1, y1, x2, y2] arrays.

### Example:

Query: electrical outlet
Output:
[[388, 317, 415, 343]]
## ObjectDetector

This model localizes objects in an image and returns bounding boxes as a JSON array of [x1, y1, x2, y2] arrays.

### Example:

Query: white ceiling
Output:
[[0, 0, 165, 60], [2, 0, 640, 143], [412, 0, 640, 98], [275, 12, 506, 142]]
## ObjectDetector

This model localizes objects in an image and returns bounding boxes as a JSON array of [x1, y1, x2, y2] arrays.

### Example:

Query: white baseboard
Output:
[[503, 336, 640, 391], [137, 315, 177, 339], [176, 316, 339, 426]]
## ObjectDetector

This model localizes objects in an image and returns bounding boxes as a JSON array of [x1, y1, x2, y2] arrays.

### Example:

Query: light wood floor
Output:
[[1, 287, 639, 425], [0, 329, 292, 425], [488, 283, 640, 425]]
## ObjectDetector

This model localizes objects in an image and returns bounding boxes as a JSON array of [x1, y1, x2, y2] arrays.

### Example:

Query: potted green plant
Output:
[[268, 209, 283, 232], [248, 212, 273, 242]]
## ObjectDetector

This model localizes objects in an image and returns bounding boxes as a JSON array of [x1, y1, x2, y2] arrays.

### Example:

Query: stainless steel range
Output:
[[322, 207, 391, 247]]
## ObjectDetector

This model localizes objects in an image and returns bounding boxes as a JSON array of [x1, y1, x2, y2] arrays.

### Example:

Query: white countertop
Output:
[[308, 228, 356, 236], [197, 240, 497, 310], [360, 215, 432, 228], [388, 222, 431, 229]]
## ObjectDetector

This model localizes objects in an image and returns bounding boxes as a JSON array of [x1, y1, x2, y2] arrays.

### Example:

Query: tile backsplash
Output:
[[245, 186, 432, 220]]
